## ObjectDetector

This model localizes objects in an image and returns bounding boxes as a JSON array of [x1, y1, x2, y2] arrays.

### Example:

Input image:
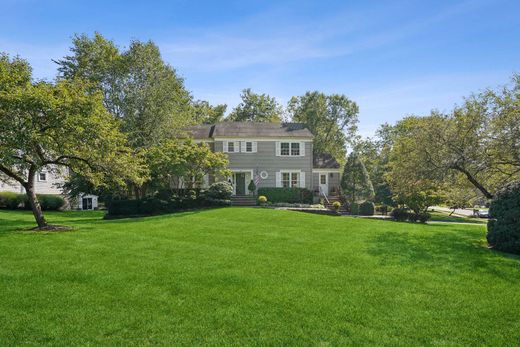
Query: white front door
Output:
[[319, 173, 328, 196]]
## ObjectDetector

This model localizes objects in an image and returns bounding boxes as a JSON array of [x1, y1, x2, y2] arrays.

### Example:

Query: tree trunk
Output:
[[453, 165, 494, 200], [25, 184, 48, 229], [449, 208, 455, 216]]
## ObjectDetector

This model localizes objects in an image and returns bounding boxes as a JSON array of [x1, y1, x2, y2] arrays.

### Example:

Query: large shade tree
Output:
[[287, 92, 358, 164], [227, 88, 283, 123], [0, 54, 145, 228]]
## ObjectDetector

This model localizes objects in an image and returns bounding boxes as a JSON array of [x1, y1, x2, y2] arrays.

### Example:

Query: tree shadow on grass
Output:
[[367, 223, 520, 282]]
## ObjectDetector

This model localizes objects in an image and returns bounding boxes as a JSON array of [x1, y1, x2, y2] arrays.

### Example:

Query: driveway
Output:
[[430, 206, 476, 217]]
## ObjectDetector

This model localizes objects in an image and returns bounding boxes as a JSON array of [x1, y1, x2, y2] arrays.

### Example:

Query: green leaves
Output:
[[341, 152, 374, 203], [227, 88, 283, 123]]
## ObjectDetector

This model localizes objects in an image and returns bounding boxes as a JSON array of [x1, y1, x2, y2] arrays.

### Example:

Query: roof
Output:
[[187, 122, 313, 139], [313, 153, 341, 169]]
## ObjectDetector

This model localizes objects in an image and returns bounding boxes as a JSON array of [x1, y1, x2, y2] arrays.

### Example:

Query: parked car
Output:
[[477, 210, 489, 218]]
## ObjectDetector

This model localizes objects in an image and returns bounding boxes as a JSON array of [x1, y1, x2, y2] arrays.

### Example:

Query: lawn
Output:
[[428, 210, 488, 224], [1, 208, 519, 346]]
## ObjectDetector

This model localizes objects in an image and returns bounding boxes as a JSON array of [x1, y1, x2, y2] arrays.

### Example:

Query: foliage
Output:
[[332, 201, 341, 211], [207, 181, 233, 200], [56, 33, 194, 149], [192, 100, 226, 124], [389, 207, 431, 223], [390, 208, 409, 222], [0, 53, 145, 228], [359, 201, 375, 216], [487, 180, 520, 255], [147, 140, 230, 193], [247, 180, 256, 194], [287, 91, 358, 164], [257, 187, 313, 204], [227, 88, 283, 122], [258, 195, 268, 204], [0, 192, 24, 209], [341, 152, 374, 203], [0, 193, 64, 211], [386, 74, 520, 200], [350, 202, 359, 215]]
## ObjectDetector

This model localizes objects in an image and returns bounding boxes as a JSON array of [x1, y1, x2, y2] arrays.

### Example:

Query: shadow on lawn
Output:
[[367, 224, 520, 280]]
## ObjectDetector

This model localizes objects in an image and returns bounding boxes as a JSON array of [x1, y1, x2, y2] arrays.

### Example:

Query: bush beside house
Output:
[[359, 201, 375, 216], [0, 192, 65, 211], [257, 187, 313, 204]]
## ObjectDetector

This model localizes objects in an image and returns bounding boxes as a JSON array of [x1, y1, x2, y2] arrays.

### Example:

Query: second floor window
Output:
[[227, 142, 235, 152], [38, 172, 47, 182], [279, 141, 303, 156], [246, 142, 253, 152]]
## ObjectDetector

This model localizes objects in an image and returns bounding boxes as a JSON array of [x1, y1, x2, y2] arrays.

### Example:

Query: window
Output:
[[291, 142, 300, 156], [279, 141, 303, 156], [282, 172, 299, 187], [246, 142, 253, 152], [38, 172, 47, 182], [320, 174, 326, 184], [227, 141, 235, 152], [281, 142, 290, 156]]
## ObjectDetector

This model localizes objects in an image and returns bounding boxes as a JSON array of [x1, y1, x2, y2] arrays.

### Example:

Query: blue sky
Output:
[[1, 0, 519, 136]]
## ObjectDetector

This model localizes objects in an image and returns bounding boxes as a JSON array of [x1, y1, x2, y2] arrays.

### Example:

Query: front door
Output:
[[235, 173, 246, 195], [319, 173, 328, 196]]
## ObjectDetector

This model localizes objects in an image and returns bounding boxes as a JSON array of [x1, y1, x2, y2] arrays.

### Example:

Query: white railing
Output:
[[319, 186, 330, 205]]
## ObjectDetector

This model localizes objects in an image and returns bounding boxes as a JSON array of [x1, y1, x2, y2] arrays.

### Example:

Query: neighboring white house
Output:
[[0, 167, 98, 210]]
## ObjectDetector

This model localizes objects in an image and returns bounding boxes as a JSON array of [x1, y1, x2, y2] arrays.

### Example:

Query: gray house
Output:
[[188, 122, 341, 198]]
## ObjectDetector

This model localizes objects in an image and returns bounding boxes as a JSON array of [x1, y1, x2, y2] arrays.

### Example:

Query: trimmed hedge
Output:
[[350, 202, 359, 215], [390, 208, 430, 223], [0, 192, 65, 211], [257, 187, 313, 204], [359, 201, 375, 216], [487, 180, 520, 255], [107, 195, 231, 217]]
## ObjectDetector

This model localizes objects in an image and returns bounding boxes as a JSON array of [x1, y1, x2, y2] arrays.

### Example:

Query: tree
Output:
[[192, 100, 226, 124], [56, 33, 194, 149], [354, 123, 395, 205], [0, 54, 145, 228], [340, 152, 374, 203], [386, 75, 520, 200], [146, 140, 230, 193], [287, 92, 358, 164], [227, 88, 283, 122]]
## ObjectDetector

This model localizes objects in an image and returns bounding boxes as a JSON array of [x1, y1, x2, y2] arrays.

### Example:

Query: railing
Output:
[[319, 186, 330, 205]]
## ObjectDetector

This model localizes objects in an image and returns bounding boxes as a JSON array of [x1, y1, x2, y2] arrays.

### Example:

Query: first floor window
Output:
[[38, 172, 47, 181], [320, 174, 326, 184], [282, 172, 299, 188]]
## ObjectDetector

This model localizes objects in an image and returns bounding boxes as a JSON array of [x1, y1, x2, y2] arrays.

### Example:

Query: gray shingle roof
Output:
[[188, 122, 313, 139], [313, 153, 341, 169]]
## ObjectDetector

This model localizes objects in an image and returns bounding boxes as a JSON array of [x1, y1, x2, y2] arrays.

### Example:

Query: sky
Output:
[[1, 0, 519, 137]]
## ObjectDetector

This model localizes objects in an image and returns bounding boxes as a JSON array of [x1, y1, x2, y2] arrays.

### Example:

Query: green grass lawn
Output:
[[1, 208, 519, 346], [428, 210, 488, 224]]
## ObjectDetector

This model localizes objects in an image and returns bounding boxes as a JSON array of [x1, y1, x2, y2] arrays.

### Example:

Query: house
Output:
[[188, 122, 342, 198], [0, 167, 98, 210]]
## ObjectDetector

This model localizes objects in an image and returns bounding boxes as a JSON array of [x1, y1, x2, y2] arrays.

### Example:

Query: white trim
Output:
[[229, 169, 254, 195], [279, 141, 303, 157], [215, 137, 313, 142], [312, 169, 341, 173], [278, 170, 304, 188]]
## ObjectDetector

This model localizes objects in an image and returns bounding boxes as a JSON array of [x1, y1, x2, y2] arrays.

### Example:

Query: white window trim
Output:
[[276, 141, 305, 157], [240, 141, 257, 153], [276, 170, 305, 188], [37, 171, 47, 182]]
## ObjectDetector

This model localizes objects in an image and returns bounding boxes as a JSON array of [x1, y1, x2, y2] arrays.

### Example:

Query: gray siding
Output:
[[215, 141, 313, 190], [312, 171, 341, 195]]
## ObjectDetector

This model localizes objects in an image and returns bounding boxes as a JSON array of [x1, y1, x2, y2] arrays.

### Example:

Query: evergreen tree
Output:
[[341, 152, 374, 203]]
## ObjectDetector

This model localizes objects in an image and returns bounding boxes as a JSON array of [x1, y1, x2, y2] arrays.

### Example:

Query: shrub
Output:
[[418, 212, 431, 223], [487, 180, 520, 255], [257, 187, 313, 204], [258, 195, 267, 204], [407, 212, 419, 222], [248, 180, 256, 194], [350, 202, 359, 215], [390, 207, 409, 222], [359, 201, 375, 216], [378, 204, 389, 215], [35, 194, 66, 211], [0, 192, 24, 209], [332, 201, 341, 211], [207, 181, 233, 200]]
